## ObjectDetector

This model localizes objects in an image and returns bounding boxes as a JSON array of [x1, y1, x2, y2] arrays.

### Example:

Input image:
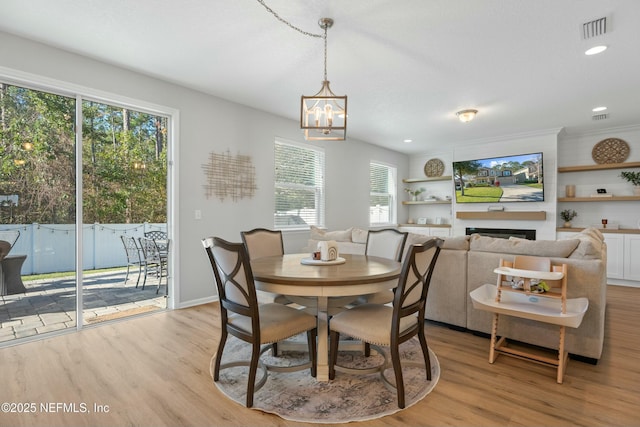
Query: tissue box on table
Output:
[[317, 240, 339, 261]]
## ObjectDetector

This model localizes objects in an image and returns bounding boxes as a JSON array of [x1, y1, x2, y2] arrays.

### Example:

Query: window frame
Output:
[[274, 138, 325, 230], [369, 160, 397, 226]]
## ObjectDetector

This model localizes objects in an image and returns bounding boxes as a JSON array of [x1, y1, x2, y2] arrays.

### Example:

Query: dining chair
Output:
[[120, 235, 144, 287], [138, 236, 167, 294], [328, 238, 443, 409], [202, 236, 317, 407], [240, 228, 291, 306], [354, 228, 409, 306]]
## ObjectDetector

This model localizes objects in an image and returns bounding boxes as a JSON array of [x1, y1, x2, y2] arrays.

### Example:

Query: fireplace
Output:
[[466, 227, 536, 240]]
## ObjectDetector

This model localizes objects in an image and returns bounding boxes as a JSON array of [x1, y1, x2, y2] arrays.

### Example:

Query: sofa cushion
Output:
[[351, 228, 369, 244], [469, 234, 579, 258], [568, 227, 605, 260], [310, 226, 352, 242], [441, 235, 470, 250]]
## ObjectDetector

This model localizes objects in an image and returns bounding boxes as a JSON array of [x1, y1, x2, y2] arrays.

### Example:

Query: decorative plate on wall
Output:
[[424, 158, 445, 177], [591, 138, 630, 164]]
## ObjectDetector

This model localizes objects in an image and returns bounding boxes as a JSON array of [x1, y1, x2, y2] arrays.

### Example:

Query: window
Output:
[[274, 140, 325, 229], [370, 162, 396, 225]]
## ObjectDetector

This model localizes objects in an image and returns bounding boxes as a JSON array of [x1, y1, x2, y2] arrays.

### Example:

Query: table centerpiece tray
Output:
[[300, 257, 346, 266]]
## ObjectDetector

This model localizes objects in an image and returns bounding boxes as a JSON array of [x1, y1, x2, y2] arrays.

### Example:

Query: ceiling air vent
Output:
[[592, 113, 609, 121], [582, 17, 608, 40]]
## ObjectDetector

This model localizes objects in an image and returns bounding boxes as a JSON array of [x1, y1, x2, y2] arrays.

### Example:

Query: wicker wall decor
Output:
[[424, 158, 445, 177], [202, 150, 257, 201], [592, 138, 630, 164]]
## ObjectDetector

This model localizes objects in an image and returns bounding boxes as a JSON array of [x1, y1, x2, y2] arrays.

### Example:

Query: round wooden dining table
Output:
[[250, 253, 402, 381]]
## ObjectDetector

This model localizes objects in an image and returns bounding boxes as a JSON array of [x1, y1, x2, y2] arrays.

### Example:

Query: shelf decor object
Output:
[[423, 158, 445, 177], [591, 138, 630, 164]]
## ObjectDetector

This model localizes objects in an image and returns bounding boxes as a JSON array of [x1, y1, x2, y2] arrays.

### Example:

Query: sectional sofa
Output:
[[304, 226, 607, 362]]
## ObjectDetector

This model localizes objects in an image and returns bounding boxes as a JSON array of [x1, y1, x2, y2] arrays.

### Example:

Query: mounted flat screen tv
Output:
[[453, 152, 544, 203]]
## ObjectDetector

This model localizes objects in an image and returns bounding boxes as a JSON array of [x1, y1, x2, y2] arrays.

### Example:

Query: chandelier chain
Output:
[[256, 0, 324, 39]]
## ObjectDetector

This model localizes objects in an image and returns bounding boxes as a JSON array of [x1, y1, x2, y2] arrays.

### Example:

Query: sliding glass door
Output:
[[0, 81, 170, 343]]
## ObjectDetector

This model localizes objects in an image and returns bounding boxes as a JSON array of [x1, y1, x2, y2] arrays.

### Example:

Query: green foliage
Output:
[[454, 186, 503, 202], [560, 209, 577, 222], [1, 83, 167, 224], [619, 171, 640, 186]]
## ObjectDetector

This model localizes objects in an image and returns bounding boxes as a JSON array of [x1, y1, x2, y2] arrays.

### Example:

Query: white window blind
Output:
[[274, 140, 325, 229], [370, 161, 396, 225]]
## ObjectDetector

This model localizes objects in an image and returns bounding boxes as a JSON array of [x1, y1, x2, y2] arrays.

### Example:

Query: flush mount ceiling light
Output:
[[300, 18, 347, 141], [592, 106, 607, 112], [456, 109, 478, 123]]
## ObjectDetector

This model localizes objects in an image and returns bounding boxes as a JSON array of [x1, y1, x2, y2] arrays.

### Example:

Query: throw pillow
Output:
[[310, 225, 353, 242], [351, 228, 369, 244]]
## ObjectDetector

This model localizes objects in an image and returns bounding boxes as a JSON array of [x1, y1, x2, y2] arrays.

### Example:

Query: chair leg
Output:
[[364, 342, 371, 357], [136, 263, 142, 287], [329, 330, 340, 380], [124, 264, 131, 283], [246, 341, 261, 408], [213, 330, 228, 381], [272, 342, 278, 356], [307, 329, 317, 378], [390, 343, 405, 409], [418, 325, 432, 381]]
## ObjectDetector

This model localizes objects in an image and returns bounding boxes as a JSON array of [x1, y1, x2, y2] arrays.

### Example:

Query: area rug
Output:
[[210, 336, 439, 423]]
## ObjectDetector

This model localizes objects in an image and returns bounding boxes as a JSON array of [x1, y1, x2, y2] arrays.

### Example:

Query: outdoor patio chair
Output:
[[120, 235, 144, 288], [138, 236, 167, 294], [144, 230, 168, 254], [202, 236, 317, 408], [329, 238, 443, 409]]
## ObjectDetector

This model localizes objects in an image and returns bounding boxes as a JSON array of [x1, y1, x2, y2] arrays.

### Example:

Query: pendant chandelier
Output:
[[256, 1, 347, 140], [300, 18, 348, 141]]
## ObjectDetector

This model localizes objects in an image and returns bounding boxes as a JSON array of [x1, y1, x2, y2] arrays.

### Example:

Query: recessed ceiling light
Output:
[[592, 106, 607, 112], [403, 139, 413, 143], [585, 45, 607, 55]]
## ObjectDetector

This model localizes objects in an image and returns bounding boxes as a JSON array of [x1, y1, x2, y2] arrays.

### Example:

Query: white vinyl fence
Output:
[[0, 223, 167, 275]]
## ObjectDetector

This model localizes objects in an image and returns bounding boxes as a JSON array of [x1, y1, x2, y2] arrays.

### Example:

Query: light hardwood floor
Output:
[[1, 285, 638, 427]]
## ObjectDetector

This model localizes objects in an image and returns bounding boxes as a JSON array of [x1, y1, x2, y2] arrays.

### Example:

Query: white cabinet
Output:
[[624, 234, 640, 281], [603, 233, 624, 279], [400, 226, 451, 237], [557, 231, 639, 283]]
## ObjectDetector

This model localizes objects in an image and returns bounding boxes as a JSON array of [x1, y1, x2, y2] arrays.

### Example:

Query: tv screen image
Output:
[[453, 152, 544, 203]]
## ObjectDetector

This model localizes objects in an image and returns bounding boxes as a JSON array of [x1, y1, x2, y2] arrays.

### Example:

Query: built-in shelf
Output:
[[398, 223, 451, 228], [558, 161, 640, 173], [402, 175, 452, 183], [402, 200, 451, 205], [456, 211, 546, 221], [556, 227, 640, 234], [558, 196, 640, 202]]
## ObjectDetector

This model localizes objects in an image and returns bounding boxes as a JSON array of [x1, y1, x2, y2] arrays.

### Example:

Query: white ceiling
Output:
[[1, 0, 639, 154]]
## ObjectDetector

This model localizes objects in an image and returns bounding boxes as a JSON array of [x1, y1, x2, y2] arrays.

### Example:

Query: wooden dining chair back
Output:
[[120, 235, 144, 287], [240, 228, 291, 306], [241, 228, 284, 259], [202, 236, 317, 408], [365, 228, 409, 262], [329, 238, 443, 409], [355, 228, 409, 308]]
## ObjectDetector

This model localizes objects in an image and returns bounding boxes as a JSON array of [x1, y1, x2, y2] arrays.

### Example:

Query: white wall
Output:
[[409, 131, 560, 240], [0, 31, 409, 307]]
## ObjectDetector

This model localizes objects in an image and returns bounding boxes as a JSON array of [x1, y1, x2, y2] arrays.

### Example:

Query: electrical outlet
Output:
[[195, 209, 202, 220]]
